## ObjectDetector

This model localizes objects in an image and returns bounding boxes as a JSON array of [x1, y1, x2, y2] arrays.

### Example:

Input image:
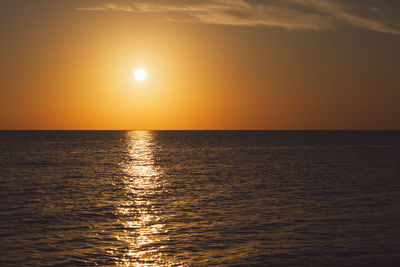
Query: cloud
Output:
[[76, 0, 400, 34], [292, 0, 400, 34], [77, 3, 135, 12]]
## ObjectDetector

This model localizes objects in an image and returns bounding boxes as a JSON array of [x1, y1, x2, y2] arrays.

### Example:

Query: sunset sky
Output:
[[1, 0, 399, 130]]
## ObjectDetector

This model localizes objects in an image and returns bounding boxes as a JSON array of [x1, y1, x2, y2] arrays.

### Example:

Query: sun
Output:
[[134, 68, 147, 82]]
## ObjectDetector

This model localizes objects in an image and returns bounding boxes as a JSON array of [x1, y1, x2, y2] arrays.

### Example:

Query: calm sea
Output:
[[1, 131, 400, 266]]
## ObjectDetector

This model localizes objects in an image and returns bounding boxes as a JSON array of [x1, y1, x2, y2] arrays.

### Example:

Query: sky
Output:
[[1, 0, 400, 130]]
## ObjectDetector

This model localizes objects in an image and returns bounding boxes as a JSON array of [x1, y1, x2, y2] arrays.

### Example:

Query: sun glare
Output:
[[134, 68, 147, 82]]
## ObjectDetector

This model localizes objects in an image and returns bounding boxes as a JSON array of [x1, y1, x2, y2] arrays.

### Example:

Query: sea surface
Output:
[[1, 130, 400, 266]]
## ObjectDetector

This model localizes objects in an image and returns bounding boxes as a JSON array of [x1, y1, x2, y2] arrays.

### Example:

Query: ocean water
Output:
[[1, 130, 400, 266]]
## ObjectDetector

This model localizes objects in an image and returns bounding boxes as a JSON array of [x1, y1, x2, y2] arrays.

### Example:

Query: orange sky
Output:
[[1, 0, 400, 129]]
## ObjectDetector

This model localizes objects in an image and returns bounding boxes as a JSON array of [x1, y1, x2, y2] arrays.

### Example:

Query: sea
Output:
[[1, 130, 400, 266]]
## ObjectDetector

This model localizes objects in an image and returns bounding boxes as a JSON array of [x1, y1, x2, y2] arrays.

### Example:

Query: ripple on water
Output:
[[1, 131, 400, 265]]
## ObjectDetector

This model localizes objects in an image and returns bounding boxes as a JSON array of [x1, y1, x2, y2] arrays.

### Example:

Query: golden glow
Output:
[[134, 68, 147, 82], [1, 7, 399, 130], [117, 131, 170, 265]]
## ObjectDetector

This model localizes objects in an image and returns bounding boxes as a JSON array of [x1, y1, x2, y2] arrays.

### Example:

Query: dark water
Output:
[[1, 131, 400, 266]]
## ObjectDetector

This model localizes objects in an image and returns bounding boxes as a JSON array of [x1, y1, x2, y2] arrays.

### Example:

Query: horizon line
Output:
[[1, 129, 399, 131]]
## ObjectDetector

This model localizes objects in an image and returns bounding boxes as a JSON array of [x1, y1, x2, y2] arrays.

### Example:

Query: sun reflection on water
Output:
[[117, 131, 168, 266]]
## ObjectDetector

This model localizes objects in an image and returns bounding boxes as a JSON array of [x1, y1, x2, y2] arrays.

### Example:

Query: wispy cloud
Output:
[[76, 0, 400, 34], [77, 3, 135, 12], [292, 0, 400, 35]]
